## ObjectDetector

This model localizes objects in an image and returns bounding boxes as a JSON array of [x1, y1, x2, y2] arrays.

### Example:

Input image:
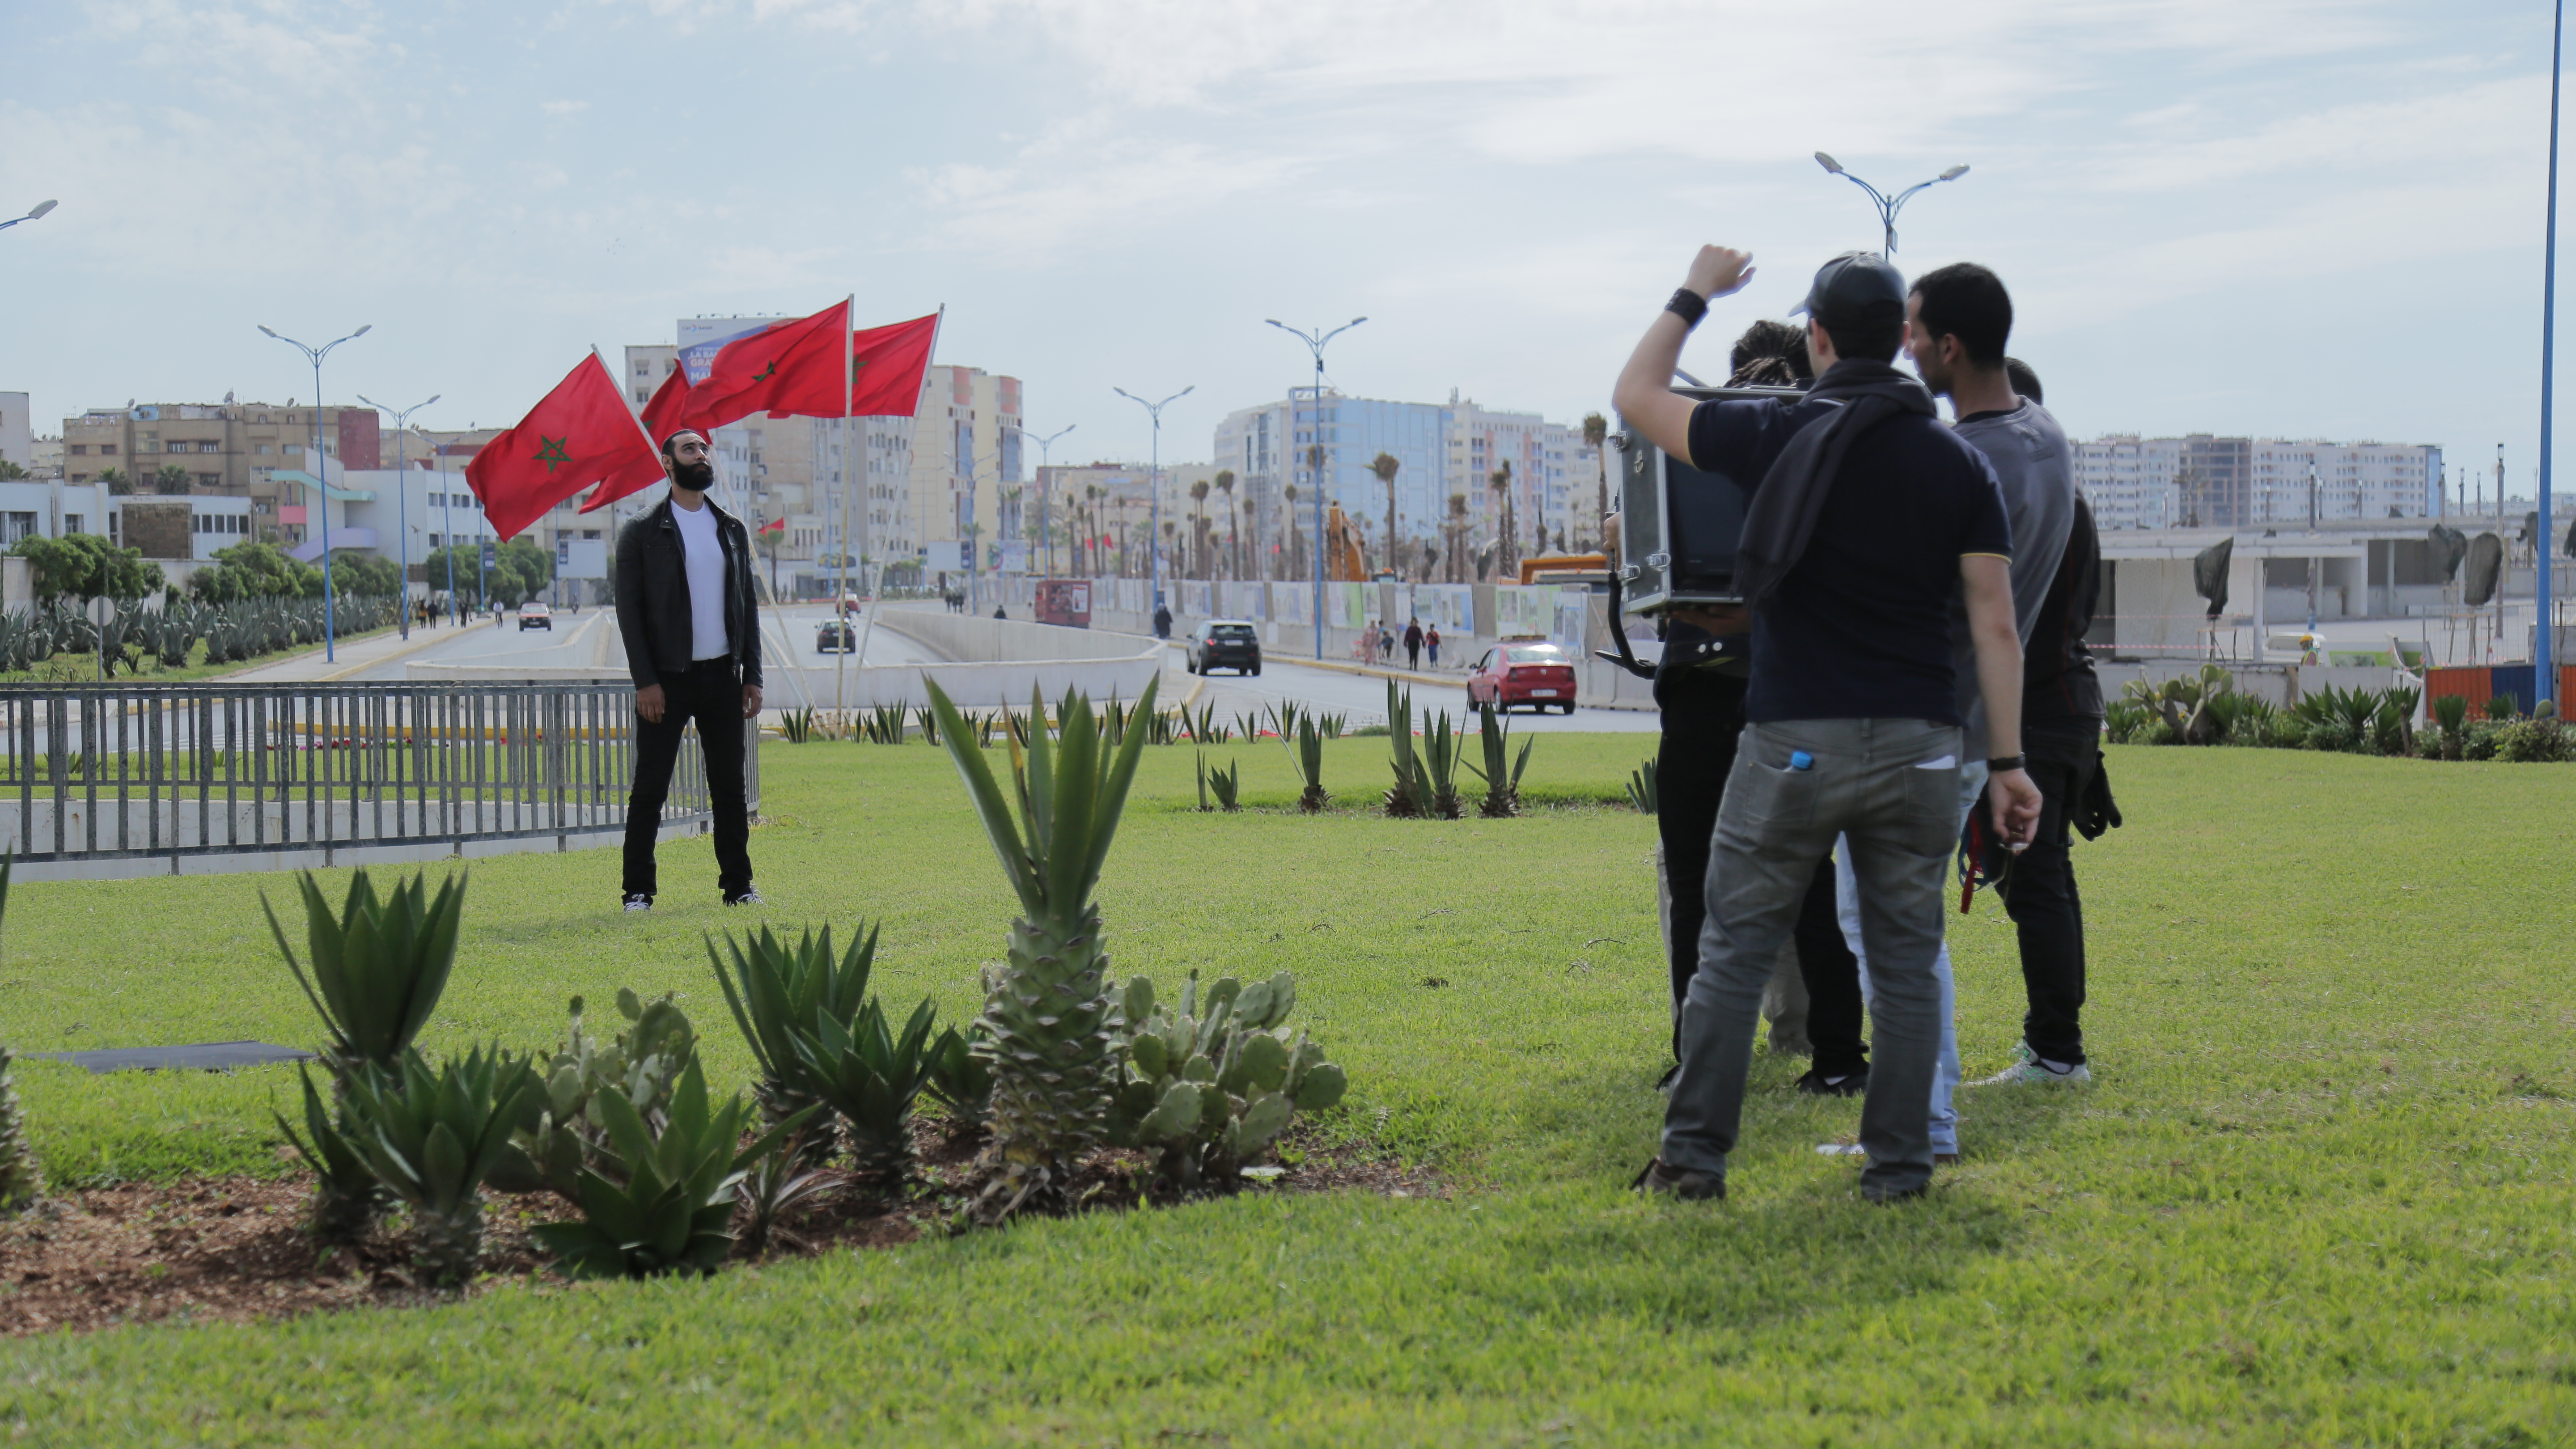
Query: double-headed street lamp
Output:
[[258, 322, 370, 661], [1112, 386, 1193, 619], [357, 392, 437, 640], [1014, 423, 1077, 576], [1265, 317, 1366, 659], [1813, 153, 1969, 257], [0, 200, 58, 234]]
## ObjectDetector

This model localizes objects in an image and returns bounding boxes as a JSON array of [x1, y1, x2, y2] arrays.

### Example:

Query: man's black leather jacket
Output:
[[614, 495, 763, 689]]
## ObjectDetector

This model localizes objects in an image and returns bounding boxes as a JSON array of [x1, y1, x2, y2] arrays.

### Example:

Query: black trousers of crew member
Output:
[[1655, 666, 1863, 1068], [1992, 717, 2098, 1066], [623, 659, 754, 902]]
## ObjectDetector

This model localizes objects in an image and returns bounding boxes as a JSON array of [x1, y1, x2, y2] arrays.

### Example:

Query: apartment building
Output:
[[905, 364, 1021, 578], [0, 393, 31, 474], [59, 402, 382, 541], [2074, 435, 2440, 530]]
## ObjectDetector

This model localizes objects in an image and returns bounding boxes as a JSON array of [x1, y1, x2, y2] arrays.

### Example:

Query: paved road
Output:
[[328, 602, 939, 682], [1173, 650, 1657, 733]]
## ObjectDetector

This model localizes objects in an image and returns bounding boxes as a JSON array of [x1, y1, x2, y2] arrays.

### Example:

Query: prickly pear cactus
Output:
[[0, 1044, 41, 1212], [491, 990, 698, 1195], [1104, 970, 1347, 1192]]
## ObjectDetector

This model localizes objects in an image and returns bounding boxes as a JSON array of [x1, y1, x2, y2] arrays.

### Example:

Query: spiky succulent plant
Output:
[[264, 869, 466, 1086], [1105, 971, 1346, 1193], [273, 1063, 381, 1244], [786, 995, 940, 1182], [0, 861, 37, 1214], [1465, 703, 1533, 818], [928, 677, 1155, 1221], [1383, 680, 1423, 818], [710, 922, 880, 1162], [534, 1059, 809, 1280], [340, 1046, 539, 1287]]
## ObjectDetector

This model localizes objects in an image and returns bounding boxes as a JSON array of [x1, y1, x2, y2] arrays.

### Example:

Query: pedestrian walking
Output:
[[1378, 623, 1394, 662], [1426, 625, 1441, 668], [1404, 617, 1424, 670], [613, 427, 765, 912]]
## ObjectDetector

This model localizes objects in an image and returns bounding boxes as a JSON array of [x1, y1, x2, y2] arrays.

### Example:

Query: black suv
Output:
[[1185, 620, 1263, 676]]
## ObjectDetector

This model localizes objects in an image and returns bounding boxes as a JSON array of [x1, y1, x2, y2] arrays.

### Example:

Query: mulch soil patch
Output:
[[0, 1119, 1436, 1338]]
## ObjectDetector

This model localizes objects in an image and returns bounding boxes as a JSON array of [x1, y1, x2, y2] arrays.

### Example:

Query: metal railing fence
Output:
[[0, 682, 713, 864]]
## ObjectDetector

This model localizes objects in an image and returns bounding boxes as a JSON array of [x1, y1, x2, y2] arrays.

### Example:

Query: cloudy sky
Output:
[[0, 0, 2565, 498]]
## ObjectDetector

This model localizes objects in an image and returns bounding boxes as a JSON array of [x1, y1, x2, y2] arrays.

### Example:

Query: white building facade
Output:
[[2075, 436, 2440, 530]]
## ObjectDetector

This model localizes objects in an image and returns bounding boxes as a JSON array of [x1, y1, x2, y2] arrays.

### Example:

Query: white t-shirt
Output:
[[671, 499, 731, 661]]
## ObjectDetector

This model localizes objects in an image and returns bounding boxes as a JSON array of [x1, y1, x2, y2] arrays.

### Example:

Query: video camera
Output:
[[1609, 384, 1802, 614]]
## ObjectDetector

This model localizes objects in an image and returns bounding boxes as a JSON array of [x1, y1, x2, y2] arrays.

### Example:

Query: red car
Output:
[[1466, 640, 1578, 714]]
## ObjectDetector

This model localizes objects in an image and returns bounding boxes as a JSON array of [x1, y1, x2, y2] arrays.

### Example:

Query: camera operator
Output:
[[1638, 322, 1874, 1097], [1614, 246, 2040, 1203]]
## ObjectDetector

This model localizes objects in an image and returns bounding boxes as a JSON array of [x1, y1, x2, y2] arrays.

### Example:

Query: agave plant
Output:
[[1209, 758, 1243, 812], [1418, 709, 1465, 819], [736, 1135, 836, 1258], [925, 1022, 996, 1127], [1195, 750, 1214, 812], [264, 869, 466, 1085], [1383, 681, 1423, 818], [2432, 693, 2470, 760], [340, 1046, 541, 1286], [709, 923, 881, 1158], [786, 996, 941, 1181], [1465, 703, 1534, 817], [533, 1060, 810, 1280], [1626, 757, 1658, 814], [1287, 714, 1329, 813], [927, 676, 1155, 1221], [912, 706, 942, 746], [273, 1063, 381, 1244], [780, 707, 818, 743]]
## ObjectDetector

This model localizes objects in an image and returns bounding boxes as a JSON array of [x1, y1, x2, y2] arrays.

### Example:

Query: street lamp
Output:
[[258, 322, 371, 661], [0, 200, 58, 234], [1265, 317, 1367, 659], [1112, 386, 1193, 624], [1813, 153, 1969, 257], [2537, 0, 2564, 709], [357, 392, 437, 639], [1014, 423, 1076, 576]]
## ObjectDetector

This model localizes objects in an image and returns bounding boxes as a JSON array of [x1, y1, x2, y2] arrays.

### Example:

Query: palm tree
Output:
[[152, 463, 193, 496], [1369, 452, 1401, 583], [99, 467, 131, 496], [1447, 493, 1469, 583], [1188, 478, 1212, 580], [1581, 411, 1609, 551], [1490, 462, 1518, 578], [1214, 470, 1237, 578], [1283, 483, 1302, 580]]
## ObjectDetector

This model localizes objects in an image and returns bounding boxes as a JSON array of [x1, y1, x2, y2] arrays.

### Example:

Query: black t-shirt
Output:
[[1686, 396, 2011, 725]]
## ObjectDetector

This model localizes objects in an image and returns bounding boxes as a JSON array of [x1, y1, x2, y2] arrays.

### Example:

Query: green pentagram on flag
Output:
[[754, 359, 777, 381], [533, 435, 572, 473]]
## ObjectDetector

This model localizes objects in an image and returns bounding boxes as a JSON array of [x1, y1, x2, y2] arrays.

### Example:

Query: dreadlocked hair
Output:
[[1726, 355, 1805, 388], [1728, 319, 1812, 383]]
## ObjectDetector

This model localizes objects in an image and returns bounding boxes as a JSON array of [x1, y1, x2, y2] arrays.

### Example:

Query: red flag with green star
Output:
[[686, 298, 851, 431], [579, 360, 692, 515], [466, 352, 657, 540]]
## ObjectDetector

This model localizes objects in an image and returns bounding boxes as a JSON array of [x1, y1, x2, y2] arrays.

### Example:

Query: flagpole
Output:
[[838, 293, 855, 711]]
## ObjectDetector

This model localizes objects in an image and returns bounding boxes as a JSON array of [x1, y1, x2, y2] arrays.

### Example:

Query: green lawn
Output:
[[0, 737, 2570, 1445]]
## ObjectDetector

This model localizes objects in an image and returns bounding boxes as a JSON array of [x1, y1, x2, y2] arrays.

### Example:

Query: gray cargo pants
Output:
[[1661, 717, 1963, 1199]]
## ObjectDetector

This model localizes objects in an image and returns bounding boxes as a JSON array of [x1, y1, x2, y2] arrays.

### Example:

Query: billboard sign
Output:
[[556, 538, 608, 580]]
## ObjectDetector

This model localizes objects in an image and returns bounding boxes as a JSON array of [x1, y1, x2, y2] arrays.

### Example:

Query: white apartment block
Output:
[[0, 392, 31, 474], [2074, 436, 2440, 530], [905, 365, 1021, 581]]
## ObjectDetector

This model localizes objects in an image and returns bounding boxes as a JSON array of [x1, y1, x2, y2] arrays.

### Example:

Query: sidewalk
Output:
[[217, 617, 474, 684]]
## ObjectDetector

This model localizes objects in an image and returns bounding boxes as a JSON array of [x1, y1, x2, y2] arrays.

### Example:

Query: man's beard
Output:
[[672, 459, 715, 491]]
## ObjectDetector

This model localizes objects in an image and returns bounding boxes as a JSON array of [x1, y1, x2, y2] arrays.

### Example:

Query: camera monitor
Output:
[[1611, 385, 1801, 614]]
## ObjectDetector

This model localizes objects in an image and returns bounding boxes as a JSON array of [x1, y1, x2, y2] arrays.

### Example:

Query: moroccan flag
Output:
[[758, 516, 786, 536], [818, 312, 940, 420], [687, 299, 851, 431], [580, 364, 692, 515], [466, 353, 656, 541]]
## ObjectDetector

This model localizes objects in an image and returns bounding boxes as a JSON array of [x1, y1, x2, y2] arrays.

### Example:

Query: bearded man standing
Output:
[[614, 428, 765, 911]]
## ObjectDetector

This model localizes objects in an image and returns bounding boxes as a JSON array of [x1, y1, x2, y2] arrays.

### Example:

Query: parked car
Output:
[[1185, 620, 1263, 676], [1466, 640, 1577, 713], [517, 602, 552, 632], [817, 619, 858, 654]]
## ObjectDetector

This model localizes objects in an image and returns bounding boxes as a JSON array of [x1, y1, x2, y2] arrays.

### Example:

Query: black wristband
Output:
[[1986, 754, 2026, 774], [1665, 288, 1709, 329]]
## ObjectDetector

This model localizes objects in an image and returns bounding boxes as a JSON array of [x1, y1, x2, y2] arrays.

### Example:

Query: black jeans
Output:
[[623, 660, 754, 901], [1655, 668, 1861, 1068], [1995, 718, 2097, 1064]]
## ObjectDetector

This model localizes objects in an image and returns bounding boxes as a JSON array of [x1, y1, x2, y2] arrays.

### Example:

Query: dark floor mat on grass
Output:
[[30, 1041, 315, 1074]]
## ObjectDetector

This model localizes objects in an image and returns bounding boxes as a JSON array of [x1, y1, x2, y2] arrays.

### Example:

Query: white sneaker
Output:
[[1973, 1059, 2090, 1086], [622, 895, 652, 913]]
